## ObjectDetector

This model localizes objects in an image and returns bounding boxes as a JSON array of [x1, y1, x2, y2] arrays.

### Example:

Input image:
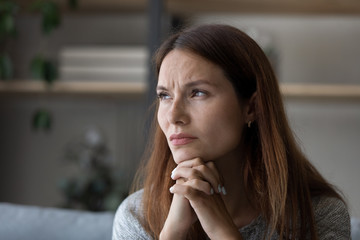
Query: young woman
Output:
[[112, 24, 350, 239]]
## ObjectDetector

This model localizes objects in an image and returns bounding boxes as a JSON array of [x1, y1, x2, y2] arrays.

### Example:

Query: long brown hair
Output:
[[133, 24, 344, 239]]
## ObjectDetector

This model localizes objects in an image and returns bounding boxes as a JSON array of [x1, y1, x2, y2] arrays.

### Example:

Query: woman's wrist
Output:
[[159, 227, 187, 240], [203, 218, 244, 240], [160, 211, 190, 240]]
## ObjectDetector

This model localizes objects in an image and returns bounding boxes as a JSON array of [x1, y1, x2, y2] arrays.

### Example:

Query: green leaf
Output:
[[42, 2, 61, 34], [0, 1, 18, 40], [0, 13, 14, 35], [0, 53, 13, 80], [31, 0, 61, 35], [30, 55, 45, 79], [30, 55, 57, 84], [43, 60, 57, 84], [32, 109, 52, 131], [4, 13, 14, 32]]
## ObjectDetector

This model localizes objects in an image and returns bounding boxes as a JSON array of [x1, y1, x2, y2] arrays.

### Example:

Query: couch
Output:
[[0, 202, 114, 240], [353, 218, 360, 240], [0, 202, 359, 240]]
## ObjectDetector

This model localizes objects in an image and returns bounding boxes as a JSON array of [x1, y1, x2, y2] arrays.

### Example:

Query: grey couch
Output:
[[0, 203, 114, 240], [353, 218, 360, 240], [1, 202, 359, 240]]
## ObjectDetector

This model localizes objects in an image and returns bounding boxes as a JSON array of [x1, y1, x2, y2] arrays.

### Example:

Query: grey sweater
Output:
[[112, 189, 351, 239]]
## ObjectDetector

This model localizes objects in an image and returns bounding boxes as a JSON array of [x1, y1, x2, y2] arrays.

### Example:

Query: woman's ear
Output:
[[244, 92, 257, 124]]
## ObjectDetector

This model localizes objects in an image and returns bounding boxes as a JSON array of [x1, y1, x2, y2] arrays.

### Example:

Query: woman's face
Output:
[[157, 49, 249, 164]]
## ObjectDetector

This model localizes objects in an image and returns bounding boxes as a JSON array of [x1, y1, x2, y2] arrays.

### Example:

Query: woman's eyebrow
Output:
[[185, 79, 214, 88], [156, 80, 214, 92], [156, 79, 215, 91], [156, 85, 167, 91]]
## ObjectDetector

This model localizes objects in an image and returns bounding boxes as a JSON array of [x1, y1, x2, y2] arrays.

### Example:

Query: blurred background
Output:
[[0, 0, 359, 219]]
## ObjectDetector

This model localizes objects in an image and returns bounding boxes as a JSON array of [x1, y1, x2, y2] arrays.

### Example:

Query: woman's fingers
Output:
[[171, 178, 214, 196], [168, 160, 240, 239], [193, 164, 225, 194], [171, 167, 213, 194], [171, 158, 225, 194], [176, 157, 204, 168], [204, 161, 227, 195]]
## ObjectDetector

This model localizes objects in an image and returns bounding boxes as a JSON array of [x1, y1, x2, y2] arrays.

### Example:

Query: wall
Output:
[[285, 98, 360, 218], [0, 96, 146, 207], [193, 15, 360, 84], [194, 14, 360, 217], [0, 14, 149, 208]]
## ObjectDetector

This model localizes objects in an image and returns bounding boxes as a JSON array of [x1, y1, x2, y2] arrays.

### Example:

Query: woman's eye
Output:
[[157, 92, 171, 100], [191, 89, 207, 97]]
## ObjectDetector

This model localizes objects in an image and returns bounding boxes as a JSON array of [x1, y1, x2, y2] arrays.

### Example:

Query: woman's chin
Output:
[[171, 151, 215, 165], [171, 151, 199, 164]]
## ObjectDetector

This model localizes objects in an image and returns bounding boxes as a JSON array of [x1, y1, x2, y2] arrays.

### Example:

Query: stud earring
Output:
[[248, 121, 252, 128]]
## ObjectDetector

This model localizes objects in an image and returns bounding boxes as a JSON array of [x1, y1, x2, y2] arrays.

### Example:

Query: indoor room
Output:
[[0, 0, 359, 239]]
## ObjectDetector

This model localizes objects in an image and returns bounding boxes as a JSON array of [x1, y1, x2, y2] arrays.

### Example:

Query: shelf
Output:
[[0, 81, 147, 97], [1, 81, 360, 99], [14, 0, 360, 14], [15, 0, 148, 13], [167, 0, 360, 15], [280, 83, 360, 99]]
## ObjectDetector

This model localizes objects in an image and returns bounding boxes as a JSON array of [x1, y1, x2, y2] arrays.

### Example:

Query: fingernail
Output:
[[222, 186, 227, 195], [169, 186, 174, 193], [210, 188, 214, 195], [171, 168, 177, 179], [218, 184, 222, 193]]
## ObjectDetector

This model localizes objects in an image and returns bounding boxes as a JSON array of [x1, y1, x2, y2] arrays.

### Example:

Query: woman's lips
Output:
[[169, 133, 197, 146]]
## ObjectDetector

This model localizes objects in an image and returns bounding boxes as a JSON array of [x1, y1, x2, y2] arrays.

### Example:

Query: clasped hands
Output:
[[160, 158, 243, 240]]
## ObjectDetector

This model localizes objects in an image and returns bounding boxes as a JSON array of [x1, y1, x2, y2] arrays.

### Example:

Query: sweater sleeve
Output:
[[112, 189, 151, 240], [313, 196, 351, 240]]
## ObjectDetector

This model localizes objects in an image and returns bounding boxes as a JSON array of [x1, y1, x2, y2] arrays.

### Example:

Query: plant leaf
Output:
[[32, 109, 52, 131], [43, 60, 57, 84], [0, 53, 13, 80], [0, 1, 18, 39], [42, 1, 61, 35], [30, 55, 45, 79], [31, 0, 61, 35], [30, 56, 57, 84]]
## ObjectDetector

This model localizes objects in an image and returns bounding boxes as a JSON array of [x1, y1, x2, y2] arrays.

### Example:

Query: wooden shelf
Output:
[[14, 0, 360, 14], [167, 0, 360, 15], [15, 0, 148, 13], [280, 83, 360, 99], [1, 81, 360, 99], [0, 81, 147, 97]]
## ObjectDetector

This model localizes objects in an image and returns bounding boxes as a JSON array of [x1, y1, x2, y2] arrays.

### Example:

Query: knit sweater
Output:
[[112, 189, 351, 239]]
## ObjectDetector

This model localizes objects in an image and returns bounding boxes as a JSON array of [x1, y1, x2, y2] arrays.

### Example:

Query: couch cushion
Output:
[[352, 217, 360, 240], [0, 202, 114, 240]]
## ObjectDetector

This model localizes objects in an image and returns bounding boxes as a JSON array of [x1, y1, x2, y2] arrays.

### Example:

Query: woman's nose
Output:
[[167, 98, 189, 125]]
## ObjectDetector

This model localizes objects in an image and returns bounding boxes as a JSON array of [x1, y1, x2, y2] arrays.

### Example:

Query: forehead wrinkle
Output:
[[157, 55, 193, 91], [157, 49, 221, 91]]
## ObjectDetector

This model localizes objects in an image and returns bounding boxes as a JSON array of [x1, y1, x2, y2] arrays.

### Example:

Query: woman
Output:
[[112, 24, 350, 239]]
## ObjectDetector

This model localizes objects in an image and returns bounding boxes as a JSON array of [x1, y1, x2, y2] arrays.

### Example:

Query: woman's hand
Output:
[[164, 158, 243, 240], [159, 178, 197, 240]]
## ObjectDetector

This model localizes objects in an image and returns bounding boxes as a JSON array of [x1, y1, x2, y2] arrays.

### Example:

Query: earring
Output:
[[247, 121, 252, 128]]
